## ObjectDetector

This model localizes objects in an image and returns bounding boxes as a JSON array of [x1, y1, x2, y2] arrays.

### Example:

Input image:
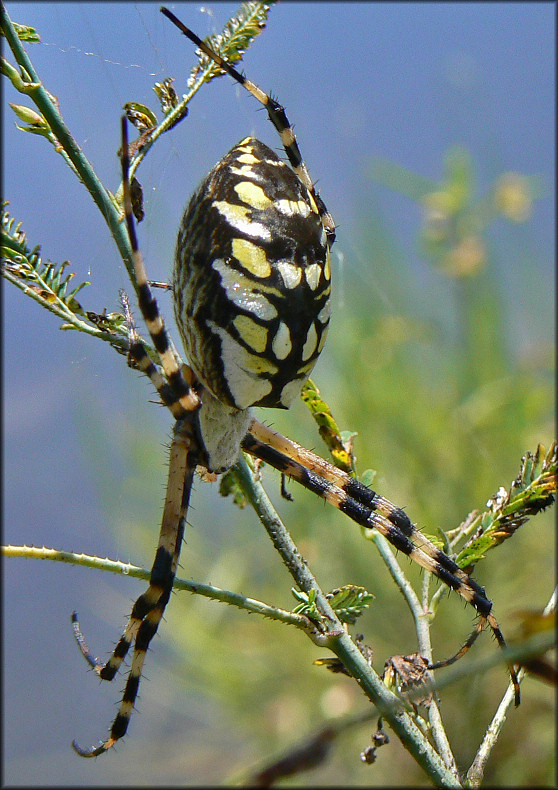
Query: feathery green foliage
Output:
[[292, 584, 374, 626], [1, 201, 89, 317], [301, 379, 358, 473], [455, 442, 557, 569], [186, 1, 274, 85]]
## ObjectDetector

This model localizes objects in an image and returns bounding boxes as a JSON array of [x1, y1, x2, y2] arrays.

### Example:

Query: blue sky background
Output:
[[3, 2, 555, 785]]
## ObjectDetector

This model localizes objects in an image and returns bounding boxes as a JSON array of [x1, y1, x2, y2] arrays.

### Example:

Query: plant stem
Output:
[[365, 530, 458, 773], [1, 544, 312, 630], [233, 455, 462, 787], [1, 3, 135, 289], [465, 588, 557, 787]]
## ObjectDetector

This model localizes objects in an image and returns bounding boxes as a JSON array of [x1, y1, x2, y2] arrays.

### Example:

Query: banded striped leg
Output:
[[72, 426, 197, 756], [160, 6, 336, 246], [119, 116, 199, 421], [243, 419, 520, 704], [72, 117, 202, 756]]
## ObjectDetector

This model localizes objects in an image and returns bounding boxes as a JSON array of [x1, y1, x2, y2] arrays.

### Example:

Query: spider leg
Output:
[[241, 427, 487, 606], [243, 420, 520, 704], [72, 419, 198, 757], [72, 117, 205, 756], [160, 6, 336, 245], [119, 288, 197, 413], [429, 611, 519, 705], [428, 619, 486, 671], [248, 420, 483, 595], [120, 116, 199, 419]]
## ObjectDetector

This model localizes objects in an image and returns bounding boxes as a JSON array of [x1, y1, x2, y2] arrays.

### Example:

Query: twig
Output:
[[1, 544, 314, 631], [465, 588, 557, 787], [233, 455, 463, 787]]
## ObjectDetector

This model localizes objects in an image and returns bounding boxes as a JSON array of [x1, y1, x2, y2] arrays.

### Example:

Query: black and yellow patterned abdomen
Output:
[[173, 137, 331, 410]]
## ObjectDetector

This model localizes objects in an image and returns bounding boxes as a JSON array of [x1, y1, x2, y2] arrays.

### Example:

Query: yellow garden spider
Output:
[[70, 7, 519, 758]]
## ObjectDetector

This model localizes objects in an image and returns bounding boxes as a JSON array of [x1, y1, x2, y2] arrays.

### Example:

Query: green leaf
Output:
[[291, 587, 321, 622], [124, 101, 158, 132], [186, 2, 275, 88], [1, 201, 90, 315], [12, 21, 40, 43], [325, 585, 375, 625], [292, 585, 374, 626], [153, 78, 178, 115], [1, 56, 40, 93], [455, 442, 557, 569], [301, 379, 357, 474], [219, 468, 248, 508], [9, 102, 46, 126], [360, 468, 377, 488]]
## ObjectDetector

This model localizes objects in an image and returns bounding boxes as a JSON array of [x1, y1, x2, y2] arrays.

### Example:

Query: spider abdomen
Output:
[[173, 137, 331, 411]]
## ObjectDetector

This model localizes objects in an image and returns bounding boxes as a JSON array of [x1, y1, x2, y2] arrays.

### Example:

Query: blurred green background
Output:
[[3, 2, 554, 786]]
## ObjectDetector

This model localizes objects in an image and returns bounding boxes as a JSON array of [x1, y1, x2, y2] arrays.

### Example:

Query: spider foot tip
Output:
[[72, 736, 115, 758]]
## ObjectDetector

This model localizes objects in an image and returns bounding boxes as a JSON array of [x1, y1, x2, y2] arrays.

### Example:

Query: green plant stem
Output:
[[1, 544, 312, 631], [4, 4, 553, 783], [128, 1, 273, 181], [465, 587, 557, 788], [233, 454, 462, 787], [128, 74, 205, 182], [365, 529, 458, 773], [1, 3, 135, 290], [416, 629, 554, 703], [1, 266, 130, 350]]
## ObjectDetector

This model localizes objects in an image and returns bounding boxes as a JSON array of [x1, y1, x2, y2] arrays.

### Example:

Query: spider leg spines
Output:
[[71, 611, 103, 671], [160, 7, 336, 245], [244, 429, 490, 613], [120, 116, 200, 418], [73, 424, 196, 755], [429, 617, 486, 671], [248, 419, 492, 606], [242, 423, 519, 695], [72, 737, 116, 759]]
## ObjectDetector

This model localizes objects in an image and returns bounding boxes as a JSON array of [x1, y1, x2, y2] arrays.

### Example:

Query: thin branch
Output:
[[1, 265, 130, 351], [0, 3, 135, 290], [1, 544, 313, 631], [363, 530, 458, 773], [233, 455, 463, 787], [465, 588, 557, 788], [232, 707, 378, 786], [3, 3, 554, 784], [128, 2, 274, 179]]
